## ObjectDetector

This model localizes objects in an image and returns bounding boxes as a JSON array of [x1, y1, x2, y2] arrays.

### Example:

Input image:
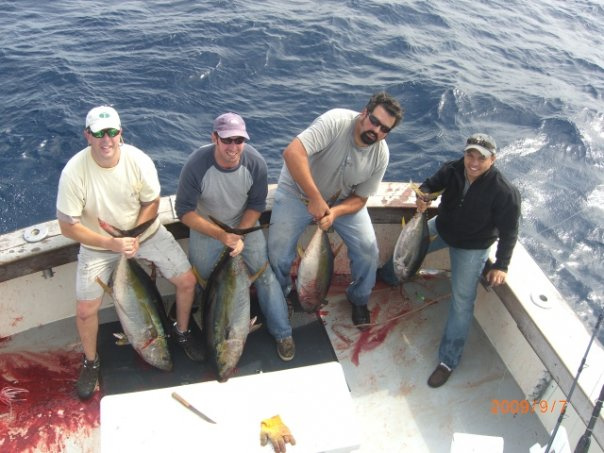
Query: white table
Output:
[[101, 361, 360, 452]]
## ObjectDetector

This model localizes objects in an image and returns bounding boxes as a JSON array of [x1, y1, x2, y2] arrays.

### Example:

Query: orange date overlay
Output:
[[491, 399, 568, 415]]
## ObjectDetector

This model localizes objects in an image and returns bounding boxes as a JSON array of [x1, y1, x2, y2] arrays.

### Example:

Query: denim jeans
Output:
[[380, 217, 490, 369], [188, 227, 292, 340], [267, 187, 379, 307]]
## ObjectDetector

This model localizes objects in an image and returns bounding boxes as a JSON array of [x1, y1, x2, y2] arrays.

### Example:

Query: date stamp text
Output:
[[491, 399, 567, 415]]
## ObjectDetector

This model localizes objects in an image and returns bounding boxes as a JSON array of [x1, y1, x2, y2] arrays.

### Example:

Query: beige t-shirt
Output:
[[56, 144, 161, 248]]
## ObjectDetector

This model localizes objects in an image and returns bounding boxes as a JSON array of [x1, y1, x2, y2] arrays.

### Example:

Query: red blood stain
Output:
[[0, 350, 100, 452], [349, 290, 410, 366]]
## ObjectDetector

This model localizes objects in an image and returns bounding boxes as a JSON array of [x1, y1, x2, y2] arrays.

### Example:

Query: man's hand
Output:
[[110, 236, 140, 258], [259, 415, 296, 452], [307, 197, 330, 222], [486, 268, 507, 287], [220, 231, 244, 256]]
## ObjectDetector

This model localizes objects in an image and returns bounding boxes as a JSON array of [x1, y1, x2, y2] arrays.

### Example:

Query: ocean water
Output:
[[1, 0, 602, 337]]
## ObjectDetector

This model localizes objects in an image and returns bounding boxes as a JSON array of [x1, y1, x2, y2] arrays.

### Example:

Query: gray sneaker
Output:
[[172, 322, 206, 362], [76, 355, 100, 400], [276, 336, 295, 361]]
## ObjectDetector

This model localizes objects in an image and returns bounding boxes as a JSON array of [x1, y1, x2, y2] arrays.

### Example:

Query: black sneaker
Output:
[[172, 322, 205, 362], [276, 336, 295, 361], [76, 355, 100, 400], [427, 362, 453, 388], [350, 303, 371, 330]]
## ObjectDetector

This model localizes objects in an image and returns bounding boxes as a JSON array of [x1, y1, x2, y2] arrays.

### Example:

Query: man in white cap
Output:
[[176, 112, 295, 362], [57, 105, 204, 400], [380, 132, 521, 387]]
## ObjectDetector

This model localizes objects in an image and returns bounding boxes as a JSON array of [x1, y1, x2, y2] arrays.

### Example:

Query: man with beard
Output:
[[268, 92, 403, 329]]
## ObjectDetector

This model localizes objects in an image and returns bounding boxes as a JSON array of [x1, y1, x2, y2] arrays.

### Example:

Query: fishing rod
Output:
[[575, 380, 604, 452], [545, 312, 603, 453]]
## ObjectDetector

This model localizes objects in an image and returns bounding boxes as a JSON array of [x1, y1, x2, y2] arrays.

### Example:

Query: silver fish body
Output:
[[110, 257, 172, 371], [392, 211, 430, 281], [296, 226, 334, 313], [204, 251, 256, 382]]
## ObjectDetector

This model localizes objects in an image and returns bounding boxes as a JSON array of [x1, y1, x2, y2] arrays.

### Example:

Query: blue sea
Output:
[[1, 0, 602, 337]]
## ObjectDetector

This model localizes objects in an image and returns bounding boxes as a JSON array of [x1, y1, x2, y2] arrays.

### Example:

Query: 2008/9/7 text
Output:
[[491, 399, 568, 415]]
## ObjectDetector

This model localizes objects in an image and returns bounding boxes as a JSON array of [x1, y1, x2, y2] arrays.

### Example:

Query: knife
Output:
[[171, 392, 217, 424]]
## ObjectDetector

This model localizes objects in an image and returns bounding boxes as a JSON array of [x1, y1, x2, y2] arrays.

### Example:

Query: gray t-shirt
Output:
[[175, 143, 268, 226], [277, 108, 389, 201]]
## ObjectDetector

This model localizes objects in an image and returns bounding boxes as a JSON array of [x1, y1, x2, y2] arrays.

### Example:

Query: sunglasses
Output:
[[218, 136, 246, 145], [88, 128, 121, 138], [367, 113, 393, 134]]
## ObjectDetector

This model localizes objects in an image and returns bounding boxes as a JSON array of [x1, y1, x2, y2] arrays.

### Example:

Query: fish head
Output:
[[140, 336, 172, 371], [215, 338, 245, 382]]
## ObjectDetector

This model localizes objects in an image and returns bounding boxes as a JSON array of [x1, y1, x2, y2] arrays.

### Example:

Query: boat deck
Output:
[[0, 265, 549, 452], [323, 275, 547, 452]]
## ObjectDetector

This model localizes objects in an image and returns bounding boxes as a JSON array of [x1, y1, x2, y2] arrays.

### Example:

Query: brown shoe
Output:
[[276, 336, 295, 361], [428, 362, 453, 388]]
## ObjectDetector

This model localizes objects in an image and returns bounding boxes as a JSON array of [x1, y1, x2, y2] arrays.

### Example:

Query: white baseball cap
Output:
[[86, 106, 121, 133]]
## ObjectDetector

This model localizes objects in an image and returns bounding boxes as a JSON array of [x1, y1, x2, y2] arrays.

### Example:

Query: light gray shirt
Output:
[[277, 108, 389, 201]]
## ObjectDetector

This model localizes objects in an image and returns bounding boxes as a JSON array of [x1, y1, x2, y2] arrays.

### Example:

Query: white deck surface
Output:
[[319, 275, 548, 453], [101, 361, 359, 453]]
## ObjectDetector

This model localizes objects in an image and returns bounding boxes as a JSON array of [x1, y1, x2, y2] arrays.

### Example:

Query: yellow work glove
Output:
[[259, 414, 296, 452]]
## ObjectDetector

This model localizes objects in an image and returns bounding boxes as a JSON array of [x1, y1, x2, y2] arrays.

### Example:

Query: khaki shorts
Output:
[[76, 225, 191, 301]]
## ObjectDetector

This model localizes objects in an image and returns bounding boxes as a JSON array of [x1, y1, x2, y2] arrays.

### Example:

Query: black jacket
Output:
[[420, 157, 521, 271]]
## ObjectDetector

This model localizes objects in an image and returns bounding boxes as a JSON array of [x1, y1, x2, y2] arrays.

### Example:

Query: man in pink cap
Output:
[[176, 112, 295, 362]]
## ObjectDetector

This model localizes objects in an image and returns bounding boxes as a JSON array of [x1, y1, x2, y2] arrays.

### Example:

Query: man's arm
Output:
[[283, 138, 329, 221], [136, 198, 160, 225], [238, 208, 262, 229]]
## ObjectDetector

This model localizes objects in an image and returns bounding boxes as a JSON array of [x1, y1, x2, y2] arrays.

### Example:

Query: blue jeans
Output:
[[380, 217, 490, 369], [188, 227, 292, 341], [267, 187, 379, 307]]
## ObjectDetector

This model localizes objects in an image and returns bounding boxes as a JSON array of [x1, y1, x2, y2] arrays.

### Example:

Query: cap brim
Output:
[[89, 119, 121, 133], [464, 144, 494, 157], [217, 129, 250, 140]]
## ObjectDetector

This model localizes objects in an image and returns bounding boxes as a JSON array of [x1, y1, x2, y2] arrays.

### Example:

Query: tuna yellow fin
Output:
[[192, 266, 207, 290], [249, 316, 263, 333], [250, 262, 269, 283], [113, 332, 130, 346], [95, 276, 113, 295], [333, 241, 344, 257]]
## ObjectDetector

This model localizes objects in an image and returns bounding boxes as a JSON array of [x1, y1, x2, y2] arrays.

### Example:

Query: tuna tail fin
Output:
[[209, 216, 268, 235], [409, 181, 443, 201], [98, 216, 158, 238]]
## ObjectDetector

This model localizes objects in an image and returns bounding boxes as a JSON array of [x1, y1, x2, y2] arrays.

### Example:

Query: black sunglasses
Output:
[[218, 136, 246, 145], [367, 113, 393, 134], [88, 128, 121, 138]]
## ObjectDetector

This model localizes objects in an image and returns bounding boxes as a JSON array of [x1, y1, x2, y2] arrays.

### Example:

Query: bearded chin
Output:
[[360, 131, 377, 145]]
